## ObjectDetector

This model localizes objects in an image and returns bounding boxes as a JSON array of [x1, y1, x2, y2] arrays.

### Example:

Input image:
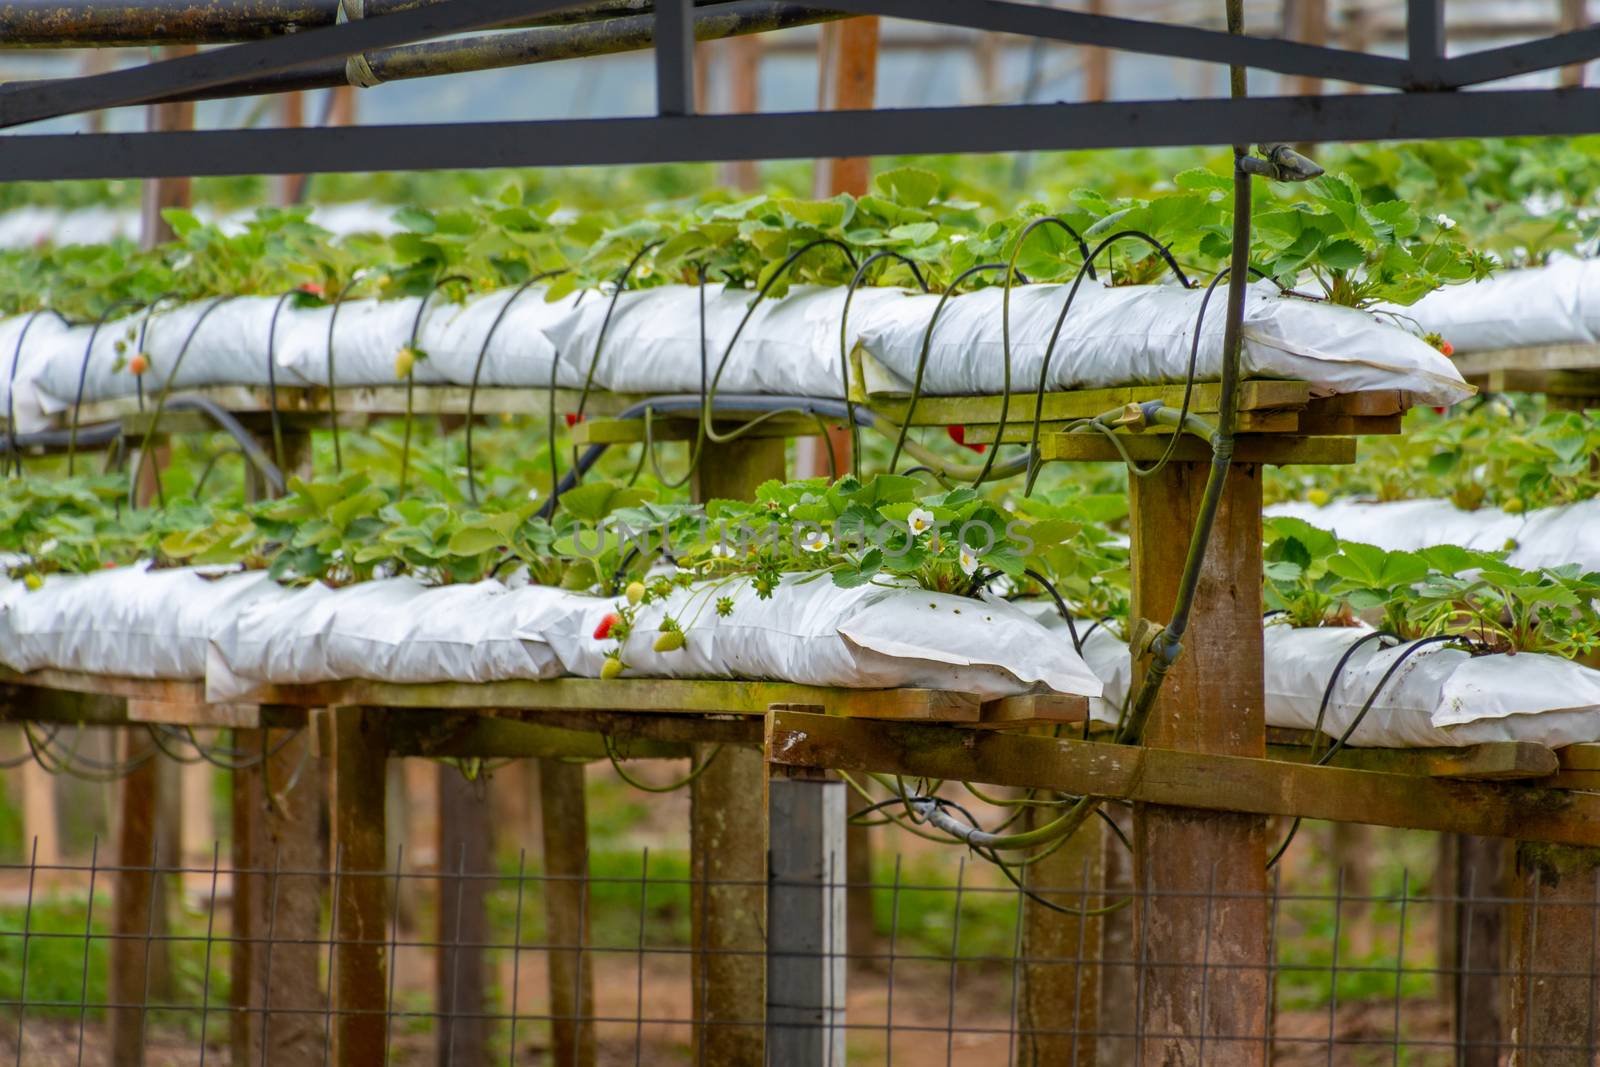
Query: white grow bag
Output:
[[206, 576, 576, 700], [1387, 257, 1600, 354], [0, 564, 281, 679], [1267, 497, 1600, 572], [854, 281, 1473, 406], [33, 297, 325, 414], [1016, 601, 1600, 747], [543, 283, 914, 398], [546, 575, 1104, 699], [0, 312, 76, 432]]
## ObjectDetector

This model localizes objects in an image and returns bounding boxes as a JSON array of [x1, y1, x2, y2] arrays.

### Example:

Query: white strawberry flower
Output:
[[906, 507, 936, 537], [1435, 213, 1456, 230], [798, 528, 830, 553], [959, 546, 980, 575]]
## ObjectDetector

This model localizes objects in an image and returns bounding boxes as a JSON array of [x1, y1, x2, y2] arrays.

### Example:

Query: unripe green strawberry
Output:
[[600, 655, 624, 680], [23, 573, 42, 591], [626, 581, 646, 605], [653, 630, 685, 653], [394, 346, 417, 379]]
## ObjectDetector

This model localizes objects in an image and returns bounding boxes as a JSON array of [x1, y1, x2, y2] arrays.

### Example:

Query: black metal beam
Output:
[[3, 89, 1599, 181], [655, 0, 696, 115], [0, 0, 591, 129], [0, 2, 835, 106], [825, 0, 1414, 89], [1441, 26, 1600, 87], [0, 0, 733, 47], [1407, 0, 1445, 85]]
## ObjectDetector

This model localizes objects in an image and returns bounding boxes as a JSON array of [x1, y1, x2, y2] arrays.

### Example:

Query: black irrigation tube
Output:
[[131, 294, 236, 509], [839, 250, 930, 478], [463, 268, 567, 503], [66, 298, 145, 476], [264, 289, 299, 483], [1266, 632, 1468, 869], [5, 308, 72, 478], [399, 273, 470, 497]]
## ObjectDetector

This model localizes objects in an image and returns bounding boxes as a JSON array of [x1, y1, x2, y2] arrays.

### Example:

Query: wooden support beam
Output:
[[815, 15, 879, 198], [436, 764, 493, 1067], [1129, 458, 1269, 1063], [236, 675, 985, 722], [765, 768, 847, 1065], [230, 721, 325, 1064], [139, 46, 195, 250], [329, 706, 388, 1067], [1441, 833, 1509, 1066], [538, 758, 596, 1067], [689, 432, 782, 1063], [1042, 432, 1358, 466], [109, 734, 163, 1067], [862, 379, 1313, 427], [1266, 732, 1565, 783], [570, 414, 821, 446], [384, 710, 694, 760], [1016, 814, 1104, 1066], [762, 712, 1600, 847], [1507, 843, 1600, 1065]]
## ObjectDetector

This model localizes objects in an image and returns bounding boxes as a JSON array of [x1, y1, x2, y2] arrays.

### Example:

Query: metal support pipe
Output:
[[0, 0, 745, 48], [0, 3, 838, 107]]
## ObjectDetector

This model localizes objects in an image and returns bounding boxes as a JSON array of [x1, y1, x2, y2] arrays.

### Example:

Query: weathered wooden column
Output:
[[230, 716, 326, 1063], [436, 764, 493, 1066], [1017, 813, 1105, 1066], [766, 766, 847, 1065], [329, 706, 389, 1067], [108, 731, 163, 1066], [690, 436, 784, 1062], [1440, 833, 1508, 1066], [539, 757, 596, 1067], [1129, 460, 1270, 1064], [1507, 843, 1600, 1066]]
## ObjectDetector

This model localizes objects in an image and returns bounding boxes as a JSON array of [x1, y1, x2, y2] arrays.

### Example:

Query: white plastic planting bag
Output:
[[1388, 257, 1600, 354], [205, 576, 576, 700], [1008, 600, 1129, 723], [0, 311, 74, 433], [1263, 624, 1600, 748], [854, 280, 1473, 406], [33, 297, 324, 414], [546, 576, 1103, 699], [272, 288, 581, 390], [544, 283, 915, 398], [0, 564, 280, 679], [1504, 499, 1600, 573], [1266, 499, 1524, 554]]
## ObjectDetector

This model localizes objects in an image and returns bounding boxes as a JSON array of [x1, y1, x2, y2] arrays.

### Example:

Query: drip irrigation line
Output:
[[1024, 566, 1083, 656], [602, 734, 722, 792], [263, 289, 305, 483], [399, 273, 470, 497], [67, 298, 145, 476], [840, 250, 931, 478], [1266, 631, 1466, 869], [133, 294, 237, 510], [6, 308, 72, 478], [464, 268, 567, 503], [886, 260, 1022, 476]]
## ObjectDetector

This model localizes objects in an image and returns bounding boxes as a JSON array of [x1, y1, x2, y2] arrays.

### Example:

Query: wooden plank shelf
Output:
[[765, 709, 1600, 847]]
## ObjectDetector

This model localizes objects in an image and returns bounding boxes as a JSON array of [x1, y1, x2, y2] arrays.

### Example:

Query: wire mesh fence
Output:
[[0, 835, 1593, 1066]]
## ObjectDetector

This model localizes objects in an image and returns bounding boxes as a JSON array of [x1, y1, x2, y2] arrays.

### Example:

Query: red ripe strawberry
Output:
[[1439, 340, 1455, 357], [593, 612, 620, 640], [945, 425, 987, 455], [565, 412, 585, 428], [299, 281, 326, 298]]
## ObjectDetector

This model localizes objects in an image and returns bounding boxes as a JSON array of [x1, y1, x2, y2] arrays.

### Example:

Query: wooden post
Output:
[[139, 46, 195, 250], [18, 741, 59, 870], [436, 764, 493, 1067], [538, 757, 595, 1067], [1017, 814, 1104, 1066], [1084, 0, 1110, 102], [1287, 0, 1328, 95], [1096, 806, 1136, 1067], [1507, 843, 1600, 1066], [1129, 461, 1269, 1065], [230, 721, 326, 1064], [766, 768, 847, 1065], [275, 92, 308, 205], [1448, 834, 1508, 1065], [180, 758, 215, 866], [813, 16, 879, 199], [720, 34, 764, 191], [689, 436, 783, 1063], [329, 707, 388, 1067], [1561, 0, 1589, 87], [108, 735, 162, 1066]]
